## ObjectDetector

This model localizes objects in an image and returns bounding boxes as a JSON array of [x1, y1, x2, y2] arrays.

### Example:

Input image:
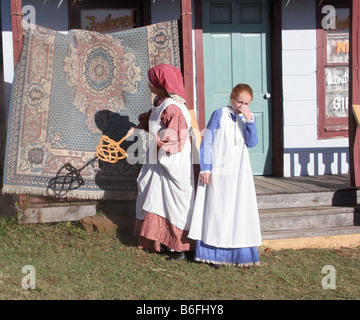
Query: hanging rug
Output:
[[3, 20, 181, 199]]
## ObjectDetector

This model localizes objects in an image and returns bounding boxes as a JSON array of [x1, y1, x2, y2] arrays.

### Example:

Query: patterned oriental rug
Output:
[[3, 20, 181, 200]]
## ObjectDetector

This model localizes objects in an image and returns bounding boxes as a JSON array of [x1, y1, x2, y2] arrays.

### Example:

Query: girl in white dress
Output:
[[188, 84, 262, 268]]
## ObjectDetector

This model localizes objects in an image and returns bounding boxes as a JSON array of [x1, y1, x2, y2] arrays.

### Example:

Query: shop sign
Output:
[[81, 9, 136, 33], [326, 8, 349, 64], [324, 7, 349, 119], [325, 66, 349, 118], [325, 92, 348, 118], [325, 66, 349, 91], [327, 34, 349, 64]]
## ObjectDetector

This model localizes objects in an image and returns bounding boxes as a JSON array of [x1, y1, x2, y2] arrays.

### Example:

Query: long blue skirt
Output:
[[195, 241, 260, 267]]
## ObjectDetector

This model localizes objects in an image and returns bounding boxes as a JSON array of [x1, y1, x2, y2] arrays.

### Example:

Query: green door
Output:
[[202, 0, 273, 175]]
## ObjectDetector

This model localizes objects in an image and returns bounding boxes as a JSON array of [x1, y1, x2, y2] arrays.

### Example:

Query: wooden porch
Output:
[[19, 173, 360, 249], [255, 174, 360, 249]]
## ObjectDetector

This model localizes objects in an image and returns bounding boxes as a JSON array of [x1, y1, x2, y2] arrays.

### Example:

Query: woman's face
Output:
[[148, 81, 166, 96], [148, 81, 156, 94], [230, 91, 252, 114]]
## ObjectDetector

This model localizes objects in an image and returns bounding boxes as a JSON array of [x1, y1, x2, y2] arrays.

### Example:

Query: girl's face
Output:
[[230, 91, 252, 114]]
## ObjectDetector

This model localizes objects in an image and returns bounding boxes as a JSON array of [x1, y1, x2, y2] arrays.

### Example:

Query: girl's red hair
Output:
[[231, 84, 253, 100]]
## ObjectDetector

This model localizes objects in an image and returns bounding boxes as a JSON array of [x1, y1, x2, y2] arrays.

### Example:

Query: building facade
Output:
[[0, 0, 354, 180]]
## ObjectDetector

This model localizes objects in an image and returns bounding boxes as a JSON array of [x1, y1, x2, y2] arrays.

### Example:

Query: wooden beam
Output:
[[349, 0, 360, 186], [11, 0, 25, 207], [271, 0, 284, 177], [181, 0, 201, 150], [193, 0, 206, 131], [181, 0, 194, 111], [10, 0, 23, 66], [352, 105, 360, 126], [19, 205, 96, 224]]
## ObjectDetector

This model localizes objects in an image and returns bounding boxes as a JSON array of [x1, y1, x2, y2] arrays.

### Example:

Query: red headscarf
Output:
[[148, 64, 186, 101]]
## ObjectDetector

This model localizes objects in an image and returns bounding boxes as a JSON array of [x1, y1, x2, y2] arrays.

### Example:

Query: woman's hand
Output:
[[127, 127, 135, 136], [199, 172, 211, 185]]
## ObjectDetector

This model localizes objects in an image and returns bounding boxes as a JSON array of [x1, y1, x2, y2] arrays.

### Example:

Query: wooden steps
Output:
[[259, 204, 360, 248], [262, 225, 360, 240], [257, 189, 360, 210], [254, 175, 360, 248], [16, 173, 360, 249], [260, 205, 360, 240]]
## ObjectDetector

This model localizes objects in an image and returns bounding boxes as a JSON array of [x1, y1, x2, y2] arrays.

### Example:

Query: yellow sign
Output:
[[336, 41, 349, 53]]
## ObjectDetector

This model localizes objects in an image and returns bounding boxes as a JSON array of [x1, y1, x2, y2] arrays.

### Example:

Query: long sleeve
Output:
[[200, 109, 258, 172], [200, 108, 223, 172], [136, 109, 152, 132], [244, 118, 258, 148], [158, 104, 189, 154]]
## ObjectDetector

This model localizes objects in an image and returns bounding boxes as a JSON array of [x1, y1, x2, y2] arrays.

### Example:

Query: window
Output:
[[317, 0, 350, 139], [68, 0, 151, 30]]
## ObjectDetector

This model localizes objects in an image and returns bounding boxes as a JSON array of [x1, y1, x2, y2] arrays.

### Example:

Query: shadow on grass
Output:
[[96, 200, 137, 247]]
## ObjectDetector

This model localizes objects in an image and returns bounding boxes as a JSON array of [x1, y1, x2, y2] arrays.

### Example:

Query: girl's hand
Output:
[[239, 105, 253, 122], [199, 172, 211, 185]]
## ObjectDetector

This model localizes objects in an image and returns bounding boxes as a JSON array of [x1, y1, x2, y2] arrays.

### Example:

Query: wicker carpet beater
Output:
[[96, 133, 132, 163], [47, 133, 132, 196]]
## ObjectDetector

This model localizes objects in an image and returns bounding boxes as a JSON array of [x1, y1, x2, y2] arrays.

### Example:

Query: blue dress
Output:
[[192, 107, 260, 267]]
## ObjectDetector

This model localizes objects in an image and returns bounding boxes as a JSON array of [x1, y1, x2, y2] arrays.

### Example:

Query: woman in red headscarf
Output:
[[129, 64, 195, 261]]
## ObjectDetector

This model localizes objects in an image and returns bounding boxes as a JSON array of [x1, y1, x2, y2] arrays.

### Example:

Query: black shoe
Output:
[[160, 243, 167, 254], [210, 263, 221, 269], [165, 251, 185, 261]]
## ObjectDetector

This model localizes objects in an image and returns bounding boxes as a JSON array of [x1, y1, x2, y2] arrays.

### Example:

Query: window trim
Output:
[[316, 0, 350, 139]]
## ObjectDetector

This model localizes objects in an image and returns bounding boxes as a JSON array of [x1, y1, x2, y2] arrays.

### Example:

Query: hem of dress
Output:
[[134, 213, 195, 252], [194, 257, 260, 268]]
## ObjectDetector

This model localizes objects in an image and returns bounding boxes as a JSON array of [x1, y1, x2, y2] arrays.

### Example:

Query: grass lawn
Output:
[[0, 216, 359, 301]]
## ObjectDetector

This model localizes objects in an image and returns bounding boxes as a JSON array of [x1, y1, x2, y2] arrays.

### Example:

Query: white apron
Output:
[[136, 98, 195, 231], [188, 106, 262, 248]]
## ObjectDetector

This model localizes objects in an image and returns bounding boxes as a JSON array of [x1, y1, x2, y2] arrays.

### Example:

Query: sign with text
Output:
[[318, 5, 350, 136], [81, 8, 136, 33], [327, 34, 349, 64], [325, 66, 349, 118], [324, 7, 349, 121]]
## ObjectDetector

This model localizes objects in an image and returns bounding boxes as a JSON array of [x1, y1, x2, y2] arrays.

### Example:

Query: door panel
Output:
[[202, 0, 273, 175]]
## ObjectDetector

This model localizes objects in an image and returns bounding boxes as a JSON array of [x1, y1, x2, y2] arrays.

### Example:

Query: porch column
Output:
[[10, 0, 26, 206], [181, 0, 201, 149], [11, 0, 23, 66], [181, 0, 194, 111], [350, 0, 360, 186]]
